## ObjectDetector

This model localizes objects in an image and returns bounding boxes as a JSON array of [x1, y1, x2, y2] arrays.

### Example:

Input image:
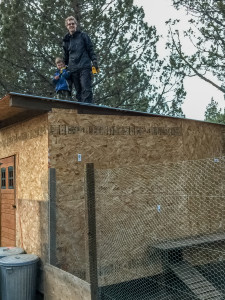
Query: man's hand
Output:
[[54, 75, 60, 80], [92, 60, 99, 70]]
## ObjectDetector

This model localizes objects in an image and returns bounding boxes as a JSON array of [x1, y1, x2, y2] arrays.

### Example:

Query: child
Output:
[[52, 57, 71, 100]]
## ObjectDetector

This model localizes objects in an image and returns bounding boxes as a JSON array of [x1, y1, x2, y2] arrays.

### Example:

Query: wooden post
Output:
[[0, 162, 1, 246], [86, 163, 99, 300], [49, 168, 57, 266]]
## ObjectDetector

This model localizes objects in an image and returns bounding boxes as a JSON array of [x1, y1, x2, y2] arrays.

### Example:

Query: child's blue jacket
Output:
[[52, 68, 70, 92]]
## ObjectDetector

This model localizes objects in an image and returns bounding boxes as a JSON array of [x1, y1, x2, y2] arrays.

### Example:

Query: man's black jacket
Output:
[[63, 30, 97, 72]]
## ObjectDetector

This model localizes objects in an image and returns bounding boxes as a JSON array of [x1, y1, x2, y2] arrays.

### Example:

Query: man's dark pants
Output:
[[70, 68, 93, 103]]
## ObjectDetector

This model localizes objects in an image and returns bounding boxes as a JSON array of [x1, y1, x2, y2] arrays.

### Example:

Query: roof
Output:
[[0, 92, 223, 129]]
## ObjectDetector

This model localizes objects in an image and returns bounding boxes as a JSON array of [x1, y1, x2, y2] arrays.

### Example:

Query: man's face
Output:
[[67, 20, 77, 34]]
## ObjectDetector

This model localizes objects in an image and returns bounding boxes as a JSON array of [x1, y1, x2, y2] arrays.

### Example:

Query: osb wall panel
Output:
[[96, 154, 225, 285], [47, 110, 182, 278], [0, 114, 49, 257], [44, 264, 91, 300], [95, 167, 225, 285], [17, 198, 48, 293], [182, 120, 224, 159], [48, 109, 225, 282], [0, 114, 49, 201], [17, 199, 48, 262]]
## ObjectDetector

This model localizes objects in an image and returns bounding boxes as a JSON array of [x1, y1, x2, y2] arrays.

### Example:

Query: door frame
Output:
[[0, 155, 16, 246]]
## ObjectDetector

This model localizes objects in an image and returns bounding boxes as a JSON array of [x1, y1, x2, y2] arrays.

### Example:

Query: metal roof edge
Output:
[[5, 92, 225, 126]]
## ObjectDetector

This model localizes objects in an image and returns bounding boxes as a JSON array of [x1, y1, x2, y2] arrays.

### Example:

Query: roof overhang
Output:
[[0, 92, 222, 130], [0, 94, 51, 129], [0, 92, 166, 129]]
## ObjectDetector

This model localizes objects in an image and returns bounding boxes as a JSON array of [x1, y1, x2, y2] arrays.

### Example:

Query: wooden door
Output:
[[0, 156, 16, 246]]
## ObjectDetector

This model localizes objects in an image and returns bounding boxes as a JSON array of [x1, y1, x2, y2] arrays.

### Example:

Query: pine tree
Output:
[[0, 0, 29, 93], [0, 0, 186, 116], [167, 0, 225, 94], [204, 97, 225, 124]]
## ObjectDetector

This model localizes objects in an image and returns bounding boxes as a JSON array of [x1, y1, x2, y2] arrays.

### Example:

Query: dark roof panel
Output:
[[0, 92, 224, 129]]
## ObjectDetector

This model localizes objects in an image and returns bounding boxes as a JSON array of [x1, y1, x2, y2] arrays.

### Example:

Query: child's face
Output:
[[56, 62, 65, 69]]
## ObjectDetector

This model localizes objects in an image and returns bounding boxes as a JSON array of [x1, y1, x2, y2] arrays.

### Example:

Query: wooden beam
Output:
[[0, 110, 46, 129], [85, 163, 99, 300]]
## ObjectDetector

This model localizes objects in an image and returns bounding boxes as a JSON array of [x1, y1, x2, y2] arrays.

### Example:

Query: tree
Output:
[[166, 0, 225, 94], [0, 0, 79, 96], [0, 0, 29, 93], [204, 97, 225, 124], [0, 0, 186, 116]]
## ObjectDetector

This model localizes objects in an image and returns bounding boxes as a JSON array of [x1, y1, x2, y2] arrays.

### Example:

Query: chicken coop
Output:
[[0, 92, 225, 300]]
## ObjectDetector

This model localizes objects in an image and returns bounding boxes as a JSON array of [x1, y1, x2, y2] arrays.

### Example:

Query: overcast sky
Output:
[[133, 0, 225, 120]]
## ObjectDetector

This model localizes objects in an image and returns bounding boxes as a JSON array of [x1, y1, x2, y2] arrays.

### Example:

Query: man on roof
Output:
[[63, 16, 99, 104]]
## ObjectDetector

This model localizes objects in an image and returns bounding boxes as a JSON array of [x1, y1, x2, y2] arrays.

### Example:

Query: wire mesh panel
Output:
[[94, 157, 225, 300], [48, 168, 89, 281]]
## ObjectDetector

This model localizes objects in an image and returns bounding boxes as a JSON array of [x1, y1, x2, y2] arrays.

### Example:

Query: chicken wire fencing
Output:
[[91, 157, 225, 300], [48, 167, 89, 281]]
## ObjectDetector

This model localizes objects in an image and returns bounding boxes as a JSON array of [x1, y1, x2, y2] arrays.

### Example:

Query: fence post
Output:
[[86, 163, 99, 300], [49, 168, 57, 266]]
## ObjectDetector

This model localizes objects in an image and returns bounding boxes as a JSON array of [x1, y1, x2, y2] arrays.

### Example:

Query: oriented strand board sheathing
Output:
[[17, 199, 48, 262], [48, 110, 184, 278], [94, 157, 225, 285], [0, 114, 49, 201], [48, 110, 224, 170], [48, 108, 225, 281], [44, 264, 91, 300], [48, 109, 184, 168], [182, 121, 223, 159], [0, 114, 48, 254]]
